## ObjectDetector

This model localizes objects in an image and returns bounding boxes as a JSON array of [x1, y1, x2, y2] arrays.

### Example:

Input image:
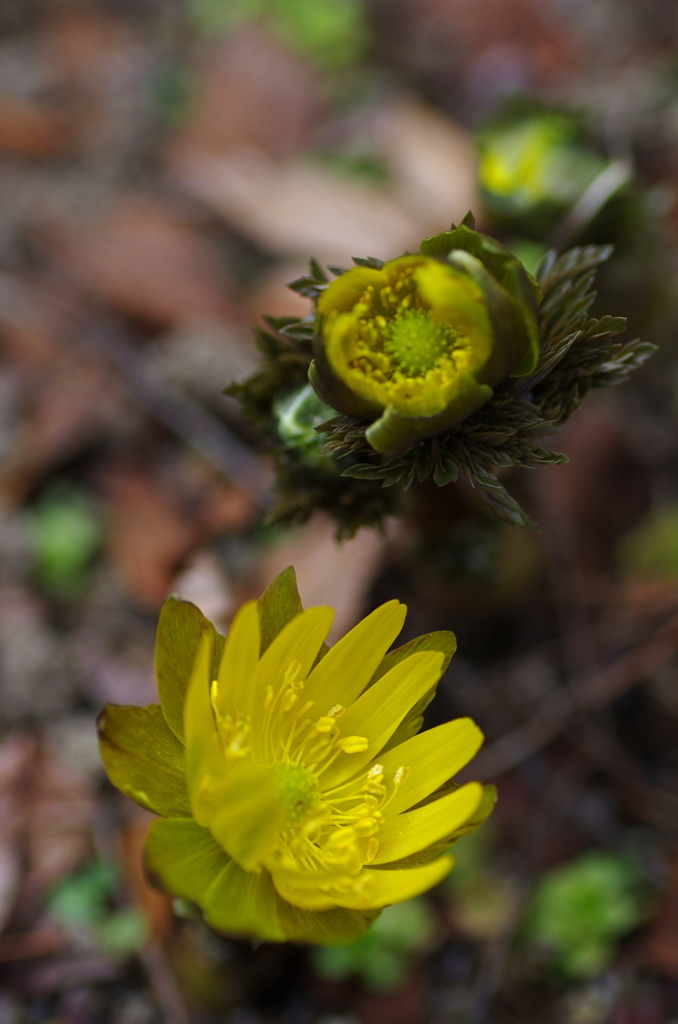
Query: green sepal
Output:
[[257, 566, 304, 655], [420, 223, 541, 304], [365, 379, 493, 453], [447, 250, 536, 381], [144, 818, 229, 904], [156, 597, 225, 743], [309, 355, 380, 421], [375, 784, 497, 869], [447, 783, 497, 842], [204, 862, 286, 942], [500, 260, 540, 374], [420, 223, 541, 375], [98, 704, 191, 817], [369, 632, 457, 754], [275, 897, 380, 945]]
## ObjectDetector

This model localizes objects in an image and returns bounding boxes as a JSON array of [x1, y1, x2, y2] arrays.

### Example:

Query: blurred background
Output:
[[2, 0, 678, 1022]]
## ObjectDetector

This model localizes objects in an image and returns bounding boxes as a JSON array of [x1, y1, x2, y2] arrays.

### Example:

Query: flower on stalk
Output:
[[229, 214, 653, 535], [98, 567, 493, 944], [309, 218, 541, 453]]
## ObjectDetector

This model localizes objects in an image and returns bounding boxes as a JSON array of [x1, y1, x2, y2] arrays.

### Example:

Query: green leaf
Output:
[[351, 256, 385, 269], [145, 818, 229, 905], [48, 860, 116, 927], [31, 482, 102, 597], [311, 898, 434, 989], [525, 851, 644, 978], [257, 566, 304, 655], [98, 704, 191, 817], [204, 861, 286, 942], [155, 597, 225, 742], [95, 909, 147, 957]]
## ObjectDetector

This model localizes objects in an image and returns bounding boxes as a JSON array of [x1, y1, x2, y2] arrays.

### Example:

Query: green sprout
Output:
[[273, 382, 336, 468], [191, 0, 368, 70], [47, 859, 147, 959], [311, 897, 435, 992], [617, 504, 678, 578], [30, 481, 103, 597], [479, 113, 607, 225], [524, 851, 644, 977]]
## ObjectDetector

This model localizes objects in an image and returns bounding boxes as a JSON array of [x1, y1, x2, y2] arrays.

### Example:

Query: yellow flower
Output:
[[309, 220, 540, 453], [99, 568, 493, 944]]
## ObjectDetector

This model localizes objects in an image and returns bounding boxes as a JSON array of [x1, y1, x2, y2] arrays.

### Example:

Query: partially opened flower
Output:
[[99, 568, 493, 944], [309, 219, 541, 452]]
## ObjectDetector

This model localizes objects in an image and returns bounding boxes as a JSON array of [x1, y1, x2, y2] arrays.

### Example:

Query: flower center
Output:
[[384, 309, 451, 377], [270, 762, 319, 824], [211, 662, 409, 881]]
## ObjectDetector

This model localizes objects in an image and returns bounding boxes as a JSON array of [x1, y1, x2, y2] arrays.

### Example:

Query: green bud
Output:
[[309, 219, 541, 453]]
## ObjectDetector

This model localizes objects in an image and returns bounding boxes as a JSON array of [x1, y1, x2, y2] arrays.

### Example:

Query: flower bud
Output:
[[309, 221, 541, 453]]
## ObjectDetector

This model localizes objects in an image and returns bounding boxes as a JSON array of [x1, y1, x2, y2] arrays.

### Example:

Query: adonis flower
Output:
[[230, 212, 651, 535], [309, 221, 540, 452], [99, 568, 493, 944]]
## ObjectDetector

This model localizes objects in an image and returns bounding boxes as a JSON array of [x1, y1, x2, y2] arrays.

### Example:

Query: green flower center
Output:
[[271, 762, 319, 824], [384, 309, 451, 377]]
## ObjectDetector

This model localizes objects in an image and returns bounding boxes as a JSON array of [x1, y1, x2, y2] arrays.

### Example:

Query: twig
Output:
[[88, 321, 274, 507], [473, 609, 678, 780], [0, 928, 68, 962]]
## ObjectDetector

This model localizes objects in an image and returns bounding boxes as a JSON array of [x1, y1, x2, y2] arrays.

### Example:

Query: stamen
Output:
[[336, 736, 369, 753]]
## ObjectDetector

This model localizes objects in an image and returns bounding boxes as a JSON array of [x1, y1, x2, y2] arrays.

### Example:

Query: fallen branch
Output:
[[473, 609, 678, 780]]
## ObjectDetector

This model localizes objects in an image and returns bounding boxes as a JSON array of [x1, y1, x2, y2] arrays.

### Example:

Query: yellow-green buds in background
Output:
[[309, 217, 541, 452]]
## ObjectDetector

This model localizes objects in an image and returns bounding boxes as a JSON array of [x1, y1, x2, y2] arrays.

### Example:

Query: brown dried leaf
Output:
[[103, 467, 201, 609], [644, 852, 678, 978], [0, 734, 38, 931], [174, 147, 422, 265], [120, 814, 174, 946], [53, 197, 234, 327], [375, 99, 479, 233], [171, 27, 319, 161], [0, 358, 129, 505], [25, 747, 95, 899], [255, 513, 391, 643], [0, 95, 73, 158]]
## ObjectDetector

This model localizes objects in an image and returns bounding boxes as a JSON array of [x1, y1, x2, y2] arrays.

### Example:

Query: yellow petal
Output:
[[376, 718, 484, 815], [213, 600, 260, 721], [302, 601, 406, 712], [184, 634, 223, 825], [204, 862, 286, 942], [249, 607, 334, 755], [332, 856, 454, 910], [371, 782, 483, 865], [336, 856, 453, 909], [272, 876, 342, 911], [319, 651, 445, 790], [208, 765, 285, 871], [317, 266, 383, 316]]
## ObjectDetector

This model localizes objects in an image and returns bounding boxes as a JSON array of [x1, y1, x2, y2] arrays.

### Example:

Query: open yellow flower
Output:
[[99, 568, 493, 944]]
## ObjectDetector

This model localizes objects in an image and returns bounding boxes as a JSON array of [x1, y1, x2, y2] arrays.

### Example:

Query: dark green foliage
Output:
[[227, 294, 397, 537], [229, 243, 655, 535]]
